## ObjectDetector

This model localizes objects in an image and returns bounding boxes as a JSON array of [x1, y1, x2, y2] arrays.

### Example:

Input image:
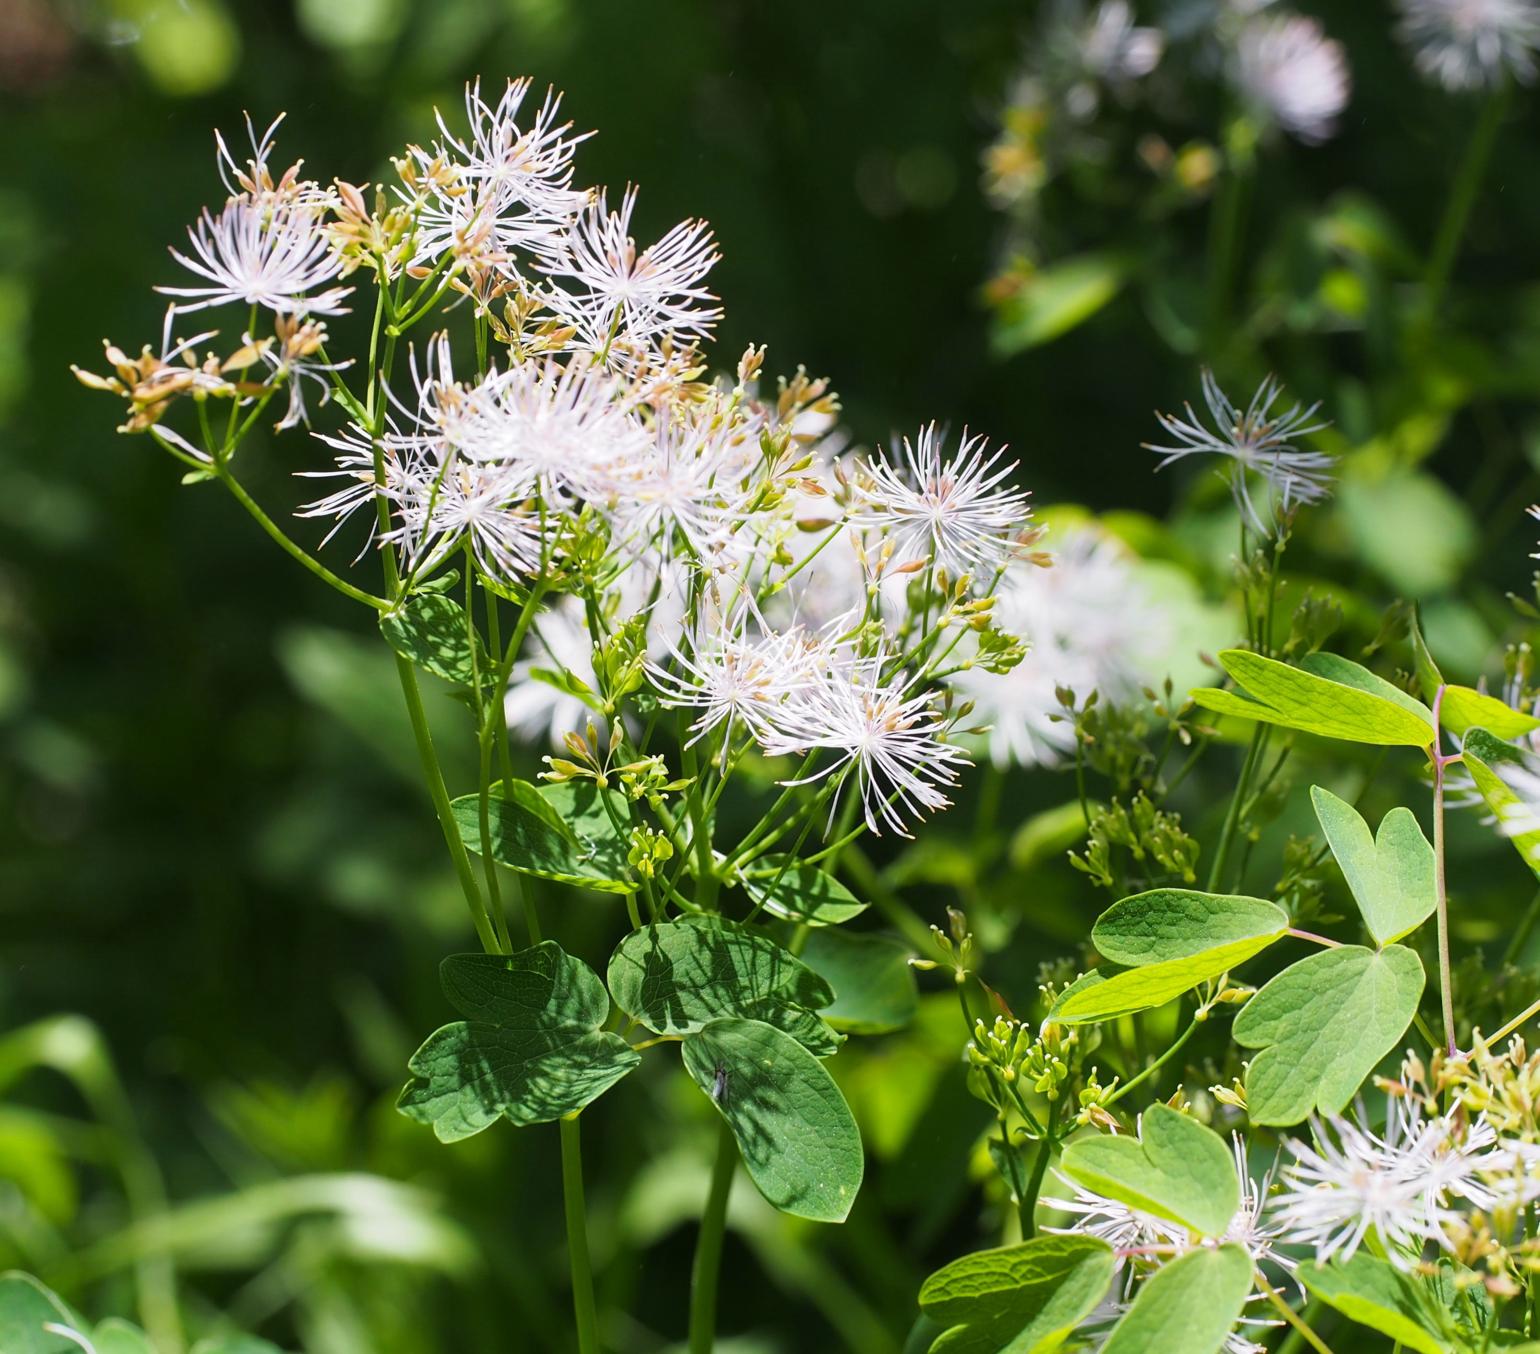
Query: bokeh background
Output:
[[8, 1, 1540, 1350]]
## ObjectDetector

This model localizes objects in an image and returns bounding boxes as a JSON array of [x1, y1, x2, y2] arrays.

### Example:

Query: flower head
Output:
[[1229, 12, 1351, 144], [852, 424, 1032, 577], [1147, 369, 1333, 534], [1395, 0, 1540, 91], [541, 186, 721, 352]]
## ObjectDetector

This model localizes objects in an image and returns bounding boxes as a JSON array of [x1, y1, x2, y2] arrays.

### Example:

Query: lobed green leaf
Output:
[[741, 855, 868, 926], [1461, 728, 1540, 880], [1091, 889, 1289, 967], [380, 593, 481, 688], [800, 929, 918, 1034], [1298, 1254, 1446, 1354], [1098, 1245, 1252, 1354], [1310, 786, 1435, 945], [453, 781, 636, 895]]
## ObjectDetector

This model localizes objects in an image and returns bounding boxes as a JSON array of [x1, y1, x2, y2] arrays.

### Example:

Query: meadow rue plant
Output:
[[56, 40, 1540, 1354]]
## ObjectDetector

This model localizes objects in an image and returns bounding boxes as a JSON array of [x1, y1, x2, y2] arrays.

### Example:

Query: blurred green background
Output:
[[9, 1, 1540, 1350]]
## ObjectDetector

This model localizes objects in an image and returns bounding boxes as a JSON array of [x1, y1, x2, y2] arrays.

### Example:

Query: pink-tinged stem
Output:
[[1431, 685, 1457, 1057]]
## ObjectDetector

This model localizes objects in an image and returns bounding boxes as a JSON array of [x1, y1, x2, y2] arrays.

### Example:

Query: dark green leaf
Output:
[[681, 1017, 863, 1222], [1298, 1254, 1446, 1354], [380, 593, 480, 687], [453, 782, 636, 895], [741, 856, 868, 926], [918, 1235, 1115, 1354], [0, 1272, 86, 1354], [1091, 889, 1289, 966], [608, 915, 836, 1054], [1461, 728, 1540, 880], [398, 943, 640, 1141]]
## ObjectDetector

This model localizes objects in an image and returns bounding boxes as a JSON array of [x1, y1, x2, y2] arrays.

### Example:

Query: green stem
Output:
[[560, 1116, 601, 1354], [1105, 1014, 1199, 1105], [1423, 85, 1510, 326], [1204, 115, 1257, 353], [215, 468, 388, 611], [689, 1119, 738, 1354], [1019, 1098, 1059, 1239], [1206, 725, 1263, 892], [1260, 1274, 1334, 1354]]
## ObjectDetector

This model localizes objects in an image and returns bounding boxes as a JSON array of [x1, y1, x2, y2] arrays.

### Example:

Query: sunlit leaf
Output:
[[453, 781, 635, 894], [741, 856, 868, 926], [1059, 1104, 1239, 1237], [1098, 1246, 1252, 1354], [1298, 1254, 1446, 1354], [918, 1235, 1114, 1354], [1091, 889, 1289, 966], [1461, 728, 1540, 880], [1310, 787, 1435, 945], [1232, 944, 1425, 1126]]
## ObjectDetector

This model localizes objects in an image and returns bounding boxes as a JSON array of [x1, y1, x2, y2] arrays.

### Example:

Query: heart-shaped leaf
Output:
[[1310, 787, 1435, 946], [1232, 944, 1425, 1126], [1190, 649, 1433, 746], [608, 916, 838, 1055], [380, 592, 480, 688], [1299, 1254, 1447, 1354], [1098, 1245, 1253, 1354], [918, 1235, 1115, 1354], [741, 855, 868, 926], [1461, 728, 1540, 880], [453, 780, 636, 894], [398, 943, 640, 1141], [0, 1272, 87, 1354], [1059, 1104, 1238, 1238], [681, 1017, 864, 1222]]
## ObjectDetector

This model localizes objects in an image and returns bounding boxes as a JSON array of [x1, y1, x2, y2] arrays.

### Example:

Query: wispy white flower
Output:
[[852, 424, 1032, 577], [505, 598, 602, 749], [762, 659, 970, 836], [1272, 1112, 1451, 1267], [251, 316, 351, 431], [1147, 369, 1333, 535], [438, 78, 591, 217], [1229, 12, 1351, 144], [1080, 0, 1165, 83], [541, 186, 721, 351], [1395, 0, 1540, 91], [159, 198, 352, 317], [950, 527, 1163, 768]]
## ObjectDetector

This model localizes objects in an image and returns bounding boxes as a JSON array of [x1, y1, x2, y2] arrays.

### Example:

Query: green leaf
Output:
[[1232, 944, 1425, 1126], [918, 1235, 1115, 1354], [990, 254, 1126, 354], [398, 943, 640, 1141], [681, 1017, 864, 1222], [1190, 649, 1433, 746], [1051, 935, 1283, 1026], [1310, 787, 1435, 946], [1461, 728, 1540, 879], [0, 1272, 86, 1353], [741, 856, 868, 926], [1293, 1256, 1447, 1354], [800, 929, 918, 1034], [607, 916, 837, 1054], [380, 593, 479, 687], [453, 782, 636, 895], [1298, 1254, 1446, 1354], [1098, 1245, 1253, 1354], [1091, 889, 1289, 966], [537, 781, 634, 886], [1058, 1104, 1239, 1237], [91, 1321, 157, 1354]]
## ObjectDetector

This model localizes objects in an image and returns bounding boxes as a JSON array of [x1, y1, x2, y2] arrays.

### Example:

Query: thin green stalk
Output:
[[1431, 687, 1457, 1056], [1423, 85, 1510, 326], [1106, 1014, 1199, 1106], [1260, 1274, 1335, 1354], [689, 1119, 738, 1354], [214, 468, 388, 611], [560, 1116, 601, 1354], [1206, 724, 1264, 892], [1018, 1098, 1059, 1240], [1205, 115, 1257, 352]]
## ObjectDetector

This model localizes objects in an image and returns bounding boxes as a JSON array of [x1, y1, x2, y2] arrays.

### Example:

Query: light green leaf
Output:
[[682, 1017, 863, 1222], [990, 254, 1126, 354], [1298, 1254, 1446, 1354], [1190, 649, 1433, 746], [398, 944, 640, 1141], [1310, 787, 1435, 946], [741, 856, 868, 926], [800, 930, 918, 1034], [1098, 1245, 1252, 1354], [1232, 944, 1425, 1126], [1092, 889, 1289, 966], [380, 593, 479, 687], [91, 1321, 157, 1354], [453, 782, 636, 894], [1051, 934, 1282, 1025], [608, 916, 838, 1054], [190, 1338, 288, 1354], [1462, 728, 1540, 879], [1059, 1104, 1238, 1238], [0, 1272, 86, 1354], [918, 1235, 1115, 1354], [1409, 622, 1540, 739]]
